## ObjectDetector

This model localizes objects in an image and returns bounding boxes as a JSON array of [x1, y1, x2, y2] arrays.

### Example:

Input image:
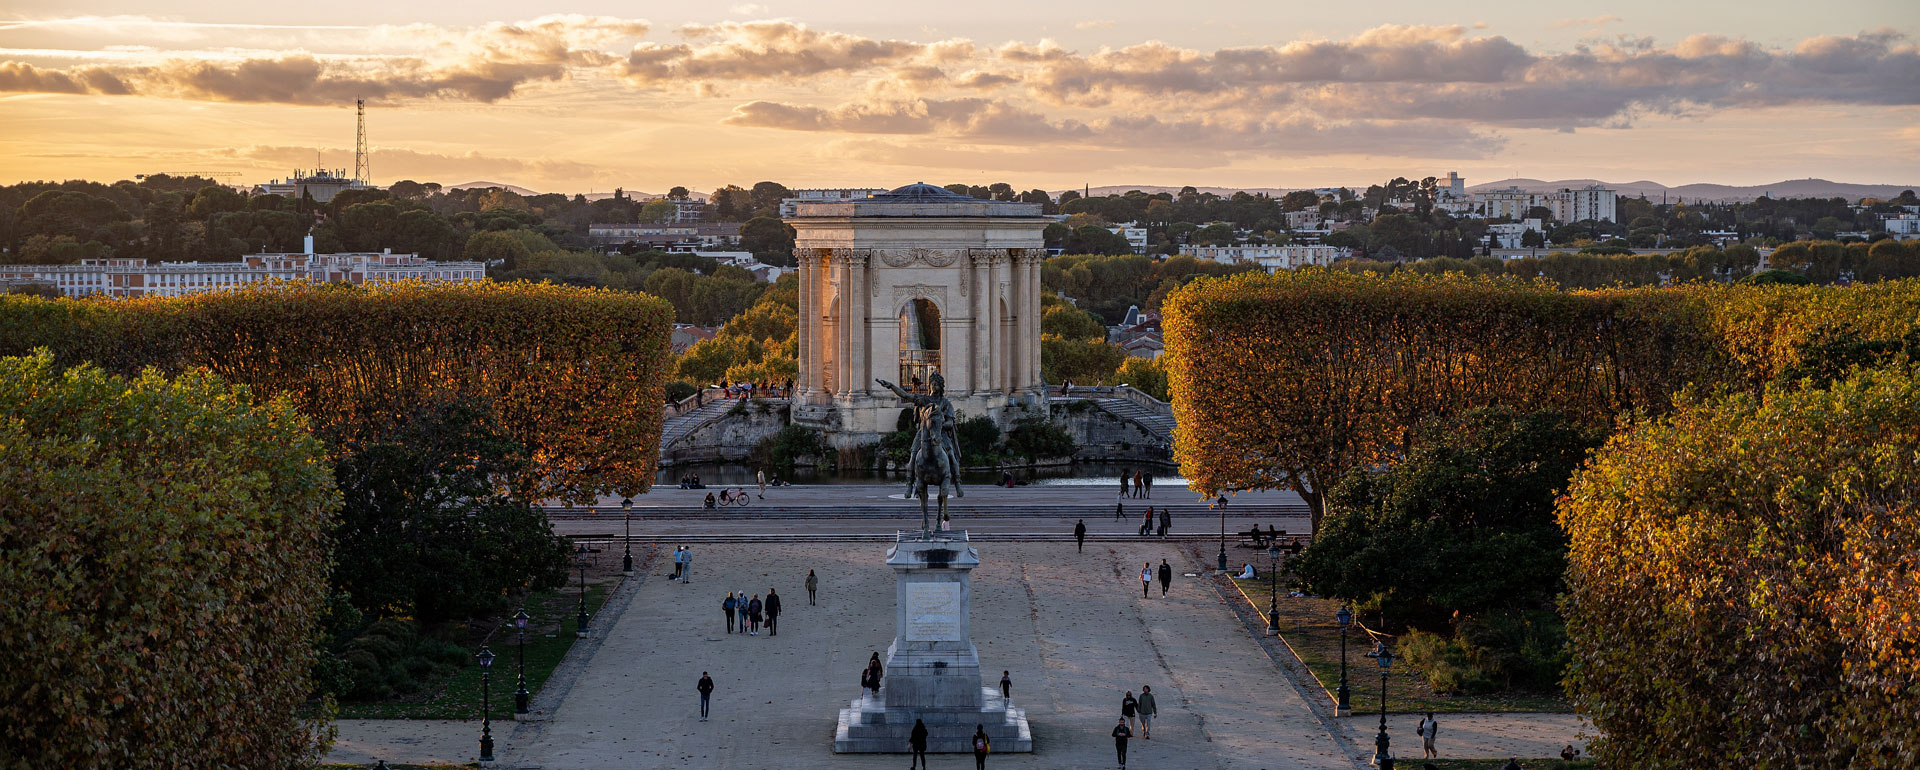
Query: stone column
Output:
[[849, 253, 869, 397], [970, 253, 990, 397], [797, 252, 814, 395], [1027, 254, 1042, 393], [834, 256, 851, 397], [1011, 254, 1029, 394]]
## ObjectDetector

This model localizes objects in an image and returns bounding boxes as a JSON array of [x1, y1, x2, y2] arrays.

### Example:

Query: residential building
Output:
[[251, 168, 369, 204], [0, 248, 483, 299], [778, 188, 890, 218], [1485, 218, 1545, 248], [1107, 225, 1149, 253], [1179, 244, 1353, 271], [670, 324, 719, 354], [1473, 184, 1617, 223], [1885, 214, 1920, 240], [1283, 210, 1322, 229], [587, 222, 743, 249]]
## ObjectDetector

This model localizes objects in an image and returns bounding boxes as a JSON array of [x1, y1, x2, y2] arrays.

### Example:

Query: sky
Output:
[[1, 1, 1916, 194]]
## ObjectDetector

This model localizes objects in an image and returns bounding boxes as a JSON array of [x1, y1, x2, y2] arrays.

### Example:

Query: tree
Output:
[[1040, 334, 1126, 384], [1005, 416, 1076, 464], [187, 185, 246, 220], [1560, 365, 1920, 768], [17, 190, 129, 240], [748, 181, 791, 219], [739, 216, 796, 266], [0, 352, 336, 768], [1519, 228, 1544, 248], [1292, 408, 1600, 623], [667, 185, 691, 199], [1040, 303, 1107, 340], [639, 198, 678, 224], [331, 398, 572, 622], [465, 230, 535, 269]]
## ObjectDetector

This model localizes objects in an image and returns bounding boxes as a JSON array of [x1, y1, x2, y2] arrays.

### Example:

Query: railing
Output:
[[1047, 384, 1174, 420]]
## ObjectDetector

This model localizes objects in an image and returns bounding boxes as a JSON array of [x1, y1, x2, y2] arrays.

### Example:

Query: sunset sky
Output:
[[2, 1, 1916, 194]]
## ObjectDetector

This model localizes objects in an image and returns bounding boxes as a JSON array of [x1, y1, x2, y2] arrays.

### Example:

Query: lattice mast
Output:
[[353, 98, 370, 186]]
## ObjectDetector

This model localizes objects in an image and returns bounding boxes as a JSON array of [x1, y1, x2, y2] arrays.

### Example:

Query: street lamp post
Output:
[[511, 609, 530, 714], [1335, 606, 1352, 713], [575, 542, 591, 637], [621, 497, 634, 576], [1265, 544, 1281, 634], [1367, 641, 1396, 770], [1216, 492, 1228, 572], [476, 645, 496, 762]]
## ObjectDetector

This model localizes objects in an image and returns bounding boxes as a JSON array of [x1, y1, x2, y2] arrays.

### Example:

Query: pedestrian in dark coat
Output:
[[697, 672, 714, 721], [747, 595, 763, 635], [1113, 717, 1133, 767], [806, 569, 818, 605], [864, 651, 884, 697], [765, 588, 782, 636], [1119, 471, 1130, 498], [1158, 506, 1171, 537], [972, 725, 990, 770], [909, 719, 930, 770], [1074, 519, 1088, 552], [1115, 501, 1124, 521], [1121, 690, 1139, 731], [1157, 560, 1173, 596], [1136, 685, 1157, 738], [1000, 670, 1012, 702], [722, 593, 736, 633], [1143, 472, 1153, 498]]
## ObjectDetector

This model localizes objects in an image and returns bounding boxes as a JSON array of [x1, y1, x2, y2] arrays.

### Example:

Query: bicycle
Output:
[[720, 489, 752, 507]]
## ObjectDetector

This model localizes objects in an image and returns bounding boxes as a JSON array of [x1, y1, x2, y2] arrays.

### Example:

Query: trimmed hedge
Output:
[[0, 352, 338, 767]]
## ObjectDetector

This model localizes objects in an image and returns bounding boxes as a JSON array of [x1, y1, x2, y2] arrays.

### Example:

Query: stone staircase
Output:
[[546, 503, 1311, 520], [658, 399, 737, 452], [1089, 396, 1176, 442]]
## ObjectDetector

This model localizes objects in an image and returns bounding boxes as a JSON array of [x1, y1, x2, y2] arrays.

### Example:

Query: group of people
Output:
[[1133, 506, 1172, 537], [906, 719, 996, 770], [669, 546, 694, 581], [1113, 685, 1160, 766], [719, 588, 779, 635], [1139, 560, 1176, 598], [1118, 469, 1154, 499], [676, 472, 706, 489], [718, 378, 793, 399]]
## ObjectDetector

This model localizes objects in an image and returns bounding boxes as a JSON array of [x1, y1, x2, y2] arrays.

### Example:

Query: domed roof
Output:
[[869, 182, 975, 201]]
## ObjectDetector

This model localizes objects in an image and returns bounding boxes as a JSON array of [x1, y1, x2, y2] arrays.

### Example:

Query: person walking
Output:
[[697, 672, 714, 721], [1115, 501, 1124, 521], [806, 569, 819, 605], [734, 590, 749, 633], [909, 719, 930, 770], [865, 652, 884, 697], [1000, 670, 1012, 702], [756, 468, 767, 498], [1143, 471, 1153, 498], [1121, 690, 1139, 732], [722, 592, 737, 633], [1420, 712, 1438, 758], [1136, 685, 1157, 739], [1074, 519, 1088, 553], [747, 594, 763, 635], [1139, 563, 1153, 598], [1157, 560, 1173, 597], [1112, 717, 1133, 768], [1132, 470, 1144, 498], [670, 546, 684, 580], [765, 588, 782, 636], [971, 725, 990, 770]]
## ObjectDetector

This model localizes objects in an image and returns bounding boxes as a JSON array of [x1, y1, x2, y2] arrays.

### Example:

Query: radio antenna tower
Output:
[[353, 98, 370, 185]]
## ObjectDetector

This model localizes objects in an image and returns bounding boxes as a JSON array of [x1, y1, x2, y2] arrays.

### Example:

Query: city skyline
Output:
[[2, 1, 1917, 192]]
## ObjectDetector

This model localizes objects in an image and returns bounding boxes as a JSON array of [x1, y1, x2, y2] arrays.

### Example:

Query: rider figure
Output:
[[876, 373, 963, 501]]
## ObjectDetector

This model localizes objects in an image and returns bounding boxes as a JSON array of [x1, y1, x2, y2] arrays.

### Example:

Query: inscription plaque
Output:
[[904, 583, 963, 641]]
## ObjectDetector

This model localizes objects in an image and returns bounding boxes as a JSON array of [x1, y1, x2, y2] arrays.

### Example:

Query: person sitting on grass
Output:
[[1236, 563, 1256, 579]]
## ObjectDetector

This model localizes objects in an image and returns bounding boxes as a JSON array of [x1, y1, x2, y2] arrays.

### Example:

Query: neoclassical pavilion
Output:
[[788, 183, 1050, 445]]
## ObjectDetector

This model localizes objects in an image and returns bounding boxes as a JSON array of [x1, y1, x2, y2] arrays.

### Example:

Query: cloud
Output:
[[1554, 15, 1624, 29], [0, 14, 649, 104], [623, 21, 930, 85], [724, 96, 1502, 157]]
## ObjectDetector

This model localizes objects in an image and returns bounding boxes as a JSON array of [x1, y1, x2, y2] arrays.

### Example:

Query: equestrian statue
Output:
[[876, 374, 964, 537]]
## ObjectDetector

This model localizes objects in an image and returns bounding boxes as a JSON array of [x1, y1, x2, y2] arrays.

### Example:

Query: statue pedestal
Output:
[[833, 531, 1032, 753]]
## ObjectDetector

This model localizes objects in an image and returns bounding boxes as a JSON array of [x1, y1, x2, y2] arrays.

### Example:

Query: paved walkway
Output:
[[493, 541, 1350, 769], [326, 719, 473, 766], [1335, 713, 1589, 763]]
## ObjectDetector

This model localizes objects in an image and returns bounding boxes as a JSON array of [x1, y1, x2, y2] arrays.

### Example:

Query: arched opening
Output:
[[898, 297, 941, 391]]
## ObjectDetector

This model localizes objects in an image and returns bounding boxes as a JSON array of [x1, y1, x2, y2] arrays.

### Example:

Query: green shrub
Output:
[[1005, 417, 1076, 464], [664, 380, 698, 403]]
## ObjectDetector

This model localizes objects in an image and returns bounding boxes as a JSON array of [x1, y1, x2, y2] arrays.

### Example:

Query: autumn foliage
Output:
[[1558, 364, 1920, 767], [0, 352, 338, 768], [0, 280, 675, 502], [1161, 270, 1920, 525]]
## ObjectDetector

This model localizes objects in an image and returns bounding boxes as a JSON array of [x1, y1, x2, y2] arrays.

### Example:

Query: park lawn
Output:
[[336, 581, 615, 721], [1232, 577, 1570, 714]]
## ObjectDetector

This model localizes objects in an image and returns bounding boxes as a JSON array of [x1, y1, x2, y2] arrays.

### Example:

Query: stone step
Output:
[[562, 532, 1302, 544], [546, 505, 1310, 520]]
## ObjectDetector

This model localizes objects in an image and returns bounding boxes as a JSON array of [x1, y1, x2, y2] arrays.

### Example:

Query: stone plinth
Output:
[[834, 531, 1032, 753]]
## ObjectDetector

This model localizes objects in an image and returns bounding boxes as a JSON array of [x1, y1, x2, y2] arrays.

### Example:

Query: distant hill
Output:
[[1468, 178, 1918, 203], [447, 181, 542, 197]]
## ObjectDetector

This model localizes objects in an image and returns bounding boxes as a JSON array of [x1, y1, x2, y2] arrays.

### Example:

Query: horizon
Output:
[[2, 2, 1916, 192]]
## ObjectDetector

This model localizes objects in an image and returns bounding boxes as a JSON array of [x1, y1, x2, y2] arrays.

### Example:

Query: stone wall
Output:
[[1049, 401, 1174, 465], [659, 400, 790, 466]]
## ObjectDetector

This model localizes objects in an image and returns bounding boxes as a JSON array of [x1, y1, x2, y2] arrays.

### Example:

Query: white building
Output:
[[1179, 244, 1353, 271], [1108, 226, 1149, 253], [779, 188, 890, 218], [0, 247, 484, 299], [252, 169, 369, 204], [1885, 215, 1920, 240], [1283, 210, 1323, 229], [1485, 218, 1545, 248], [1472, 184, 1616, 224]]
